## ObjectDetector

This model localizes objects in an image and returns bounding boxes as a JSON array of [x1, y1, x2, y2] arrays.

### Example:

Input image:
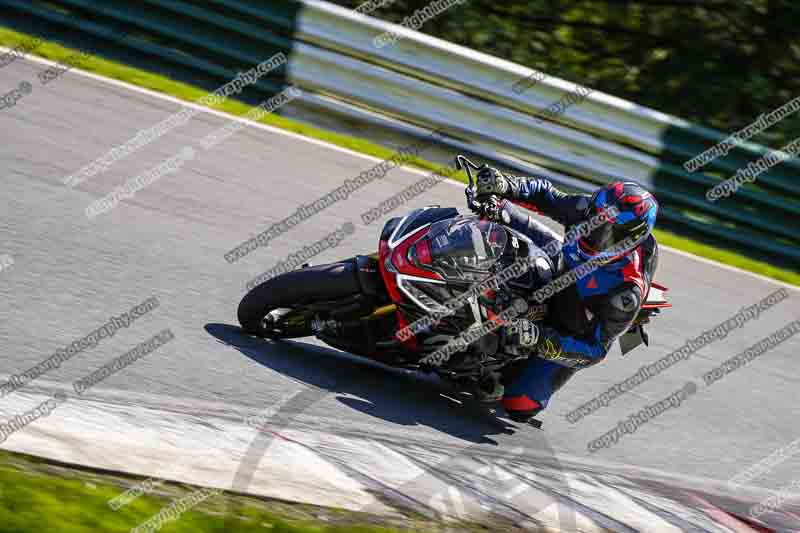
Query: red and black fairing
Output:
[[635, 281, 672, 329], [376, 206, 539, 362], [377, 207, 458, 351]]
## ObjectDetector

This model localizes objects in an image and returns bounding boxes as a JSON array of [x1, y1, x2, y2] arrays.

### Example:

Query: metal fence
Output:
[[2, 0, 797, 263]]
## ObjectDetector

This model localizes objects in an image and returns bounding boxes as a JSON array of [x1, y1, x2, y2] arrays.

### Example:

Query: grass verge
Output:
[[1, 27, 797, 287], [0, 450, 477, 533]]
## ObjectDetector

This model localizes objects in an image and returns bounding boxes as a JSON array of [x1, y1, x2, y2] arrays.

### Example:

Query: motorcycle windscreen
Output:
[[426, 216, 508, 281]]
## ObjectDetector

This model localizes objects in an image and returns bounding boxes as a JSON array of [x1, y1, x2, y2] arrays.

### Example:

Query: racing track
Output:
[[1, 53, 799, 531]]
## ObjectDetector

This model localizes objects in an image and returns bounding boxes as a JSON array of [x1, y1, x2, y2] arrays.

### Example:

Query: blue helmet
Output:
[[577, 181, 659, 262]]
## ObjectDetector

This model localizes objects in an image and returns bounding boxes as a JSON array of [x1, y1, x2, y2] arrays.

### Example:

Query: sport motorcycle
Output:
[[238, 156, 671, 422]]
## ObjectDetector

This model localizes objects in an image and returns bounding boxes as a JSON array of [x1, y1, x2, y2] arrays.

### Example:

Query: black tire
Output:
[[237, 261, 361, 338]]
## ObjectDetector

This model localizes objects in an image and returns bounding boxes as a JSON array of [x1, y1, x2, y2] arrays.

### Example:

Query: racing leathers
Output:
[[490, 176, 659, 421]]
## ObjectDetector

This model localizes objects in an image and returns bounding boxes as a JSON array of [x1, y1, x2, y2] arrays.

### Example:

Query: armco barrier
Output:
[[1, 0, 797, 263]]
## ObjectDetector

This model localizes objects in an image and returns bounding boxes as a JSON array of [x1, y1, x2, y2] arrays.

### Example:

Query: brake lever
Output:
[[457, 154, 494, 216]]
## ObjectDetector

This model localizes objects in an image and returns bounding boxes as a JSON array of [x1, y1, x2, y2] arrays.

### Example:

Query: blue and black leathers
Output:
[[496, 177, 659, 420]]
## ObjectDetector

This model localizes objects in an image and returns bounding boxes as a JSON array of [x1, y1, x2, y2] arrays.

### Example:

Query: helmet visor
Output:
[[578, 182, 658, 262], [578, 213, 651, 262]]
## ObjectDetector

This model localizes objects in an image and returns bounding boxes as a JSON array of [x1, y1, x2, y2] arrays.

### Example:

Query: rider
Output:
[[474, 167, 659, 422]]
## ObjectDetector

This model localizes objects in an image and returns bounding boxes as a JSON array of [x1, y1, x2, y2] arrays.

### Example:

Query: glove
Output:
[[481, 195, 504, 221], [465, 184, 504, 221], [506, 318, 540, 351], [476, 166, 511, 199]]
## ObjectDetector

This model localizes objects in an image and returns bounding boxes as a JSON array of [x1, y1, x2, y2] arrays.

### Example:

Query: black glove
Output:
[[481, 195, 504, 221], [476, 166, 511, 199], [465, 185, 504, 221]]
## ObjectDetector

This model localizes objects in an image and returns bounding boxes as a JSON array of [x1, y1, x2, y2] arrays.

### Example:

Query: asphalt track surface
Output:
[[1, 55, 800, 530]]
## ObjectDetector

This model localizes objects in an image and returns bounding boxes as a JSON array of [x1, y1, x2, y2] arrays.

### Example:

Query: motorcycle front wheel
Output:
[[237, 260, 363, 339]]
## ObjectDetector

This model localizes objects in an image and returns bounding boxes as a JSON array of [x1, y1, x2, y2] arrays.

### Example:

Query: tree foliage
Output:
[[335, 0, 800, 148]]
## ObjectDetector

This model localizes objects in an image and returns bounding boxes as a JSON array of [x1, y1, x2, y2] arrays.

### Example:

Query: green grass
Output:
[[0, 451, 445, 533], [1, 27, 797, 288]]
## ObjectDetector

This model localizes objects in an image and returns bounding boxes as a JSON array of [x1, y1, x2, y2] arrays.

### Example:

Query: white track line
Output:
[[6, 383, 763, 531], [6, 46, 797, 294]]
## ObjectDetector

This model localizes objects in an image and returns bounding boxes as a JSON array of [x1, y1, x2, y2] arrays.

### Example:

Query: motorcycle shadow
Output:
[[205, 323, 519, 445]]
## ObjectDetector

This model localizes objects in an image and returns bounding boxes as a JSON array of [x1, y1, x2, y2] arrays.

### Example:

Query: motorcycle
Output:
[[237, 155, 671, 423]]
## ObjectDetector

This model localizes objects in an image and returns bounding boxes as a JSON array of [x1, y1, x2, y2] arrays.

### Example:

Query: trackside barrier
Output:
[[2, 0, 797, 262]]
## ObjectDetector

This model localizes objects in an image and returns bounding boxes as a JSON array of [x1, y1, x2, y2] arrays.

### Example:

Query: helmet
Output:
[[577, 181, 658, 263]]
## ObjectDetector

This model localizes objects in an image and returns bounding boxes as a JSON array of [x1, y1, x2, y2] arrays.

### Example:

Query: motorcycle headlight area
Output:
[[396, 275, 451, 315]]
